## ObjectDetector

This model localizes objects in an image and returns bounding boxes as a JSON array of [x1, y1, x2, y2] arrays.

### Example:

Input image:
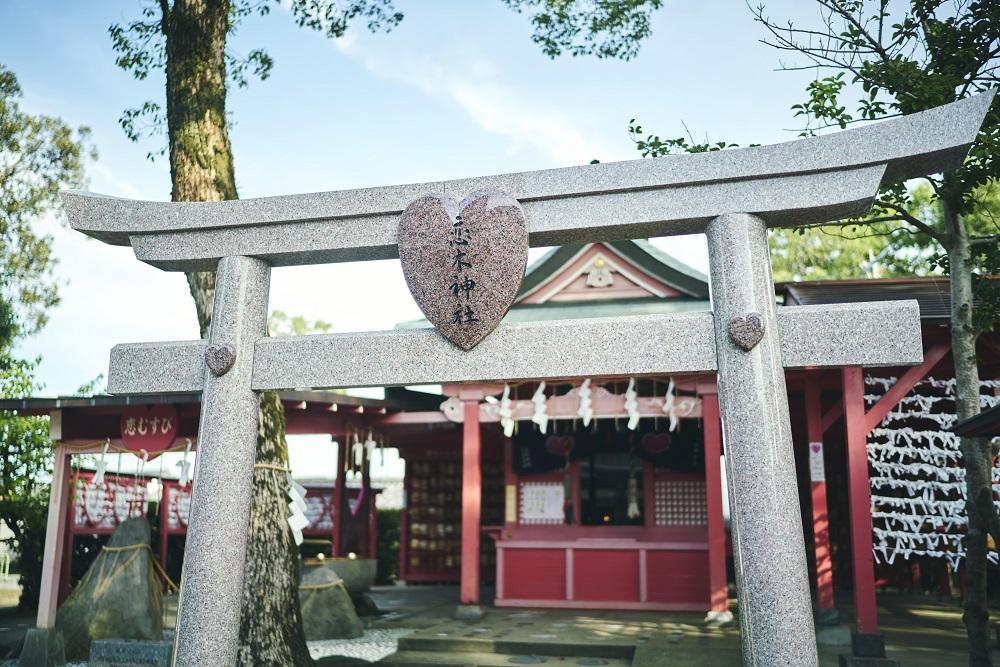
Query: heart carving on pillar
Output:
[[397, 191, 529, 350], [728, 312, 765, 351]]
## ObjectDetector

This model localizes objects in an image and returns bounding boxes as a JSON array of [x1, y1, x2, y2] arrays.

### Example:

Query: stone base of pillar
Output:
[[816, 606, 841, 626], [89, 639, 173, 667], [18, 628, 66, 667], [837, 633, 898, 667], [851, 632, 887, 657], [838, 655, 900, 667], [815, 624, 850, 647], [454, 604, 485, 621]]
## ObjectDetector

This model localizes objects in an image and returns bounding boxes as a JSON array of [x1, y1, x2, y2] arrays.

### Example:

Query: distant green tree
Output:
[[502, 0, 663, 60], [626, 121, 907, 281], [0, 64, 92, 609], [0, 358, 51, 609], [268, 310, 332, 337], [0, 64, 92, 342]]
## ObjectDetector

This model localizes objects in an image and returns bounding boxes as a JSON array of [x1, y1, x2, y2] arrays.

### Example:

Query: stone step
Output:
[[382, 649, 631, 667], [397, 636, 634, 660]]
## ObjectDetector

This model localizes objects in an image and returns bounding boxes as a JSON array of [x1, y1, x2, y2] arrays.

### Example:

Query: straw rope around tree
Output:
[[55, 519, 166, 660], [95, 543, 180, 593], [72, 543, 166, 602], [299, 579, 347, 592]]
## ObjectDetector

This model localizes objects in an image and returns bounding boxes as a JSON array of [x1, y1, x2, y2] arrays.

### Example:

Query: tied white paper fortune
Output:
[[94, 440, 110, 485], [866, 373, 1000, 568], [626, 473, 640, 519], [499, 384, 514, 437], [577, 379, 593, 427], [485, 385, 516, 437], [364, 431, 377, 462], [624, 378, 640, 430], [352, 435, 364, 469], [532, 382, 549, 434], [662, 377, 679, 432], [177, 439, 193, 487], [286, 475, 309, 546]]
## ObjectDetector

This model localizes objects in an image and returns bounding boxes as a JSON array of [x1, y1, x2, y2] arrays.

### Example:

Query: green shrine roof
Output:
[[517, 239, 709, 300], [396, 239, 711, 330]]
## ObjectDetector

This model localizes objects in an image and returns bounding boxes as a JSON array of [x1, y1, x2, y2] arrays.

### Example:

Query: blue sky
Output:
[[2, 0, 825, 479]]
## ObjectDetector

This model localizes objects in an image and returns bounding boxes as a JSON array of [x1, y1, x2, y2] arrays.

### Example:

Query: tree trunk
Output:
[[946, 198, 994, 667], [163, 2, 313, 664], [164, 0, 233, 329], [239, 391, 314, 666]]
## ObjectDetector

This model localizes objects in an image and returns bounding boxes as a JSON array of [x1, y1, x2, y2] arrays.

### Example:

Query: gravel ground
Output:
[[309, 628, 414, 662], [1, 629, 414, 666]]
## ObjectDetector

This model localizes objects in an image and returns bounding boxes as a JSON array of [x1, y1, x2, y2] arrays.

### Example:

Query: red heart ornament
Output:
[[545, 435, 574, 457], [397, 191, 529, 350], [642, 432, 672, 454], [120, 404, 178, 460]]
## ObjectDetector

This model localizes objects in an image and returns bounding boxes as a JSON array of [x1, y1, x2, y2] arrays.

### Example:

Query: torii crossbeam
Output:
[[60, 91, 994, 667]]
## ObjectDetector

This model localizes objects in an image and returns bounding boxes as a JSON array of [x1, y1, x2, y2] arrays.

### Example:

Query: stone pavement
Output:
[[3, 583, 994, 665], [354, 586, 991, 666]]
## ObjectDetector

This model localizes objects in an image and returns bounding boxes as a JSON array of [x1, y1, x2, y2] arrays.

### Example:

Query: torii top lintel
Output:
[[62, 91, 994, 272]]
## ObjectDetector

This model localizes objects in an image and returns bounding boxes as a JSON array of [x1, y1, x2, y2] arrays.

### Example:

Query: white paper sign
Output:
[[809, 441, 825, 483], [519, 482, 564, 523]]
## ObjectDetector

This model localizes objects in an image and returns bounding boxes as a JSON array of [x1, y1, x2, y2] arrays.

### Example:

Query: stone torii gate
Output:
[[55, 92, 993, 666]]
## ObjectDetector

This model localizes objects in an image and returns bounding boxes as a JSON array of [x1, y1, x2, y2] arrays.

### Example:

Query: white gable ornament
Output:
[[585, 256, 614, 288]]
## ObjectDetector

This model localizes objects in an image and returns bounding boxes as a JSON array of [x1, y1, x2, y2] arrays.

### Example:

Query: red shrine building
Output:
[[5, 239, 999, 636]]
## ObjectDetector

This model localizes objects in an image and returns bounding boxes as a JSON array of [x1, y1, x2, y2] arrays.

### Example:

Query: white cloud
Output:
[[332, 36, 623, 166], [89, 162, 147, 199]]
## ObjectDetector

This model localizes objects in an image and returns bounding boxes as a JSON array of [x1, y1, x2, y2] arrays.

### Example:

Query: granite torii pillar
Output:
[[58, 91, 993, 667], [707, 213, 815, 662]]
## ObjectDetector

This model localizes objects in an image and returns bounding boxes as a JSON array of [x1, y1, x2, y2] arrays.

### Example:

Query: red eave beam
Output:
[[821, 404, 843, 435], [863, 342, 950, 434]]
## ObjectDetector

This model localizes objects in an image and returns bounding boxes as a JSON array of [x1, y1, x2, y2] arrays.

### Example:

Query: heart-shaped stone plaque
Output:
[[398, 191, 528, 350], [728, 312, 765, 351], [205, 343, 237, 376]]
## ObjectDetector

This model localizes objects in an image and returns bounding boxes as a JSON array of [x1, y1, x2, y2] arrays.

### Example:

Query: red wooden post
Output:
[[159, 483, 170, 575], [805, 378, 835, 611], [570, 460, 582, 525], [642, 461, 655, 529], [36, 447, 70, 628], [503, 437, 515, 529], [399, 466, 410, 581], [363, 454, 376, 559], [702, 392, 728, 613], [332, 439, 345, 557], [59, 468, 76, 602], [460, 392, 482, 607], [843, 366, 878, 634], [368, 494, 378, 561]]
